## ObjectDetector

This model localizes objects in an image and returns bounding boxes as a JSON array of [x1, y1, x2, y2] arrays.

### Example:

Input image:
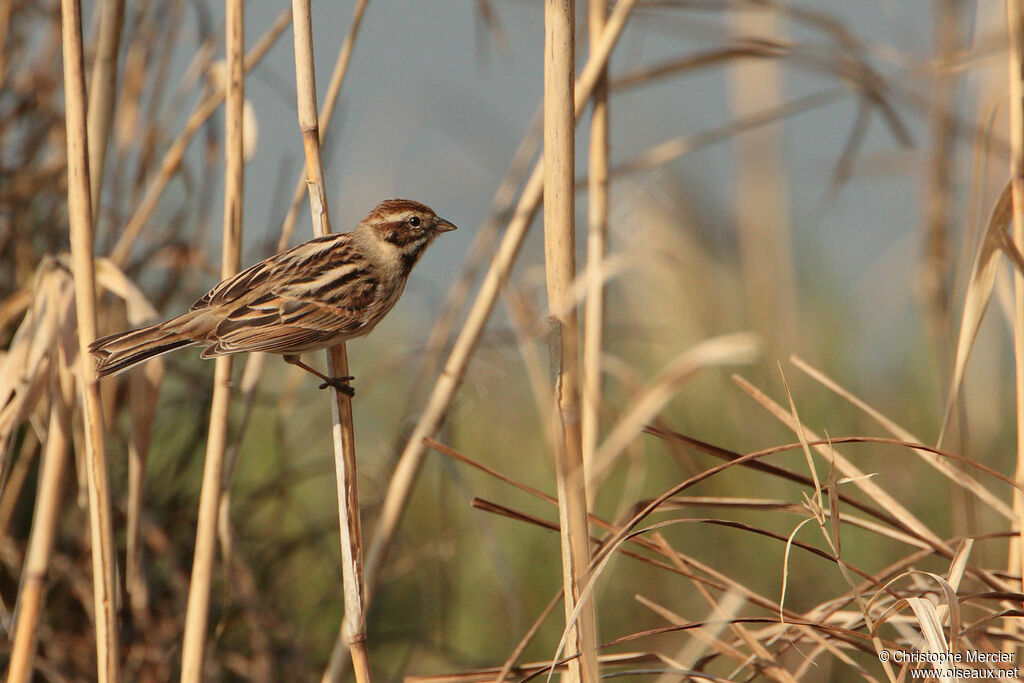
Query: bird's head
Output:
[[363, 198, 456, 246], [358, 199, 457, 276]]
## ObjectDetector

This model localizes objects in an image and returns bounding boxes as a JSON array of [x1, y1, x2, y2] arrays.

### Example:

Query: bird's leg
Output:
[[283, 355, 355, 396]]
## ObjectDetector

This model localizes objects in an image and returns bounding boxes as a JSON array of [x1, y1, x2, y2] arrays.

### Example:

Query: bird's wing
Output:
[[191, 233, 342, 310], [204, 273, 384, 355], [191, 232, 396, 355]]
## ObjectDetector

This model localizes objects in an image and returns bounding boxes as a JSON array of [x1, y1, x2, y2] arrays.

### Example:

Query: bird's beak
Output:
[[435, 217, 458, 233]]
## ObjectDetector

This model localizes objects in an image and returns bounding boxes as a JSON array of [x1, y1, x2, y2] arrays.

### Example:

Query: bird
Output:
[[89, 198, 456, 395]]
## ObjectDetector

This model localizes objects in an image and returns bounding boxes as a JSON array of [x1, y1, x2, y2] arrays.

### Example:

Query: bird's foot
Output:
[[318, 375, 355, 396]]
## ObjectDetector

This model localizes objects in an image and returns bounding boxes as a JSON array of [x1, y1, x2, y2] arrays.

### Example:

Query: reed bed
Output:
[[0, 1, 1022, 681]]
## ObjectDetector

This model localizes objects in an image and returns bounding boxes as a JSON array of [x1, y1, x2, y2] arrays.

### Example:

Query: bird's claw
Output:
[[318, 375, 355, 396]]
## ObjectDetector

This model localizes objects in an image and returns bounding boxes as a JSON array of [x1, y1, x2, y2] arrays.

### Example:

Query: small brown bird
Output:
[[90, 198, 456, 395]]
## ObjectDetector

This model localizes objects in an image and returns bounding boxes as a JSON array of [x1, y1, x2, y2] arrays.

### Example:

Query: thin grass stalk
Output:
[[582, 0, 608, 501], [361, 0, 640, 599], [108, 8, 290, 266], [134, 0, 187, 188], [925, 0, 969, 538], [125, 367, 159, 620], [0, 436, 39, 538], [543, 2, 597, 680], [1005, 0, 1024, 642], [7, 367, 73, 683], [289, 3, 370, 682], [923, 0, 958, 344], [59, 1, 120, 679], [86, 0, 124, 218], [179, 2, 243, 679]]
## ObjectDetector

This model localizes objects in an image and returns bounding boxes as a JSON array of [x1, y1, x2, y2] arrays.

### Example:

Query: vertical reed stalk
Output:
[[727, 5, 797, 353], [86, 0, 124, 218], [1005, 0, 1024, 630], [582, 0, 608, 498], [278, 0, 369, 251], [543, 1, 598, 680], [923, 0, 958, 338], [290, 3, 371, 682], [59, 1, 121, 679], [7, 368, 74, 683], [926, 0, 969, 537], [362, 0, 640, 599], [179, 2, 243, 679]]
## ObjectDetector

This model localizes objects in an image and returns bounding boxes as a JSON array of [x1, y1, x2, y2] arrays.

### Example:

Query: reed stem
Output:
[[289, 2, 370, 681], [180, 2, 244, 678], [1005, 0, 1024, 643], [543, 1, 598, 678], [59, 0, 120, 678]]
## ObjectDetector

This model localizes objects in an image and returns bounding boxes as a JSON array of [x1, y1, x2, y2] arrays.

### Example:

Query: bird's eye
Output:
[[408, 216, 422, 227]]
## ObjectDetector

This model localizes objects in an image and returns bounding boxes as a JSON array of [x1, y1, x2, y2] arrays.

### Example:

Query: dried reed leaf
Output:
[[0, 260, 75, 458], [868, 570, 962, 660], [779, 518, 816, 623], [946, 538, 974, 592], [94, 257, 159, 323], [663, 590, 746, 675], [733, 374, 945, 548], [905, 597, 951, 660], [791, 355, 1015, 521], [938, 181, 1012, 446], [779, 364, 823, 517]]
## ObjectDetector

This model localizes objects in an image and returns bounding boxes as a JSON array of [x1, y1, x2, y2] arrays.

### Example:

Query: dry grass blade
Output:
[[778, 364, 823, 514], [939, 182, 1013, 446], [0, 261, 74, 462], [180, 2, 244, 679], [85, 0, 125, 216], [791, 355, 1015, 521], [644, 426, 1024, 552], [59, 0, 120, 678], [661, 591, 753, 680], [430, 439, 816, 674], [606, 89, 844, 180], [867, 570, 964, 666], [589, 333, 760, 489], [732, 373, 947, 549], [496, 589, 565, 683]]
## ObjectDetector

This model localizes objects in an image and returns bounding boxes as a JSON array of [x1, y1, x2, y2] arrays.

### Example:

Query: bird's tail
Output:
[[89, 311, 207, 378]]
